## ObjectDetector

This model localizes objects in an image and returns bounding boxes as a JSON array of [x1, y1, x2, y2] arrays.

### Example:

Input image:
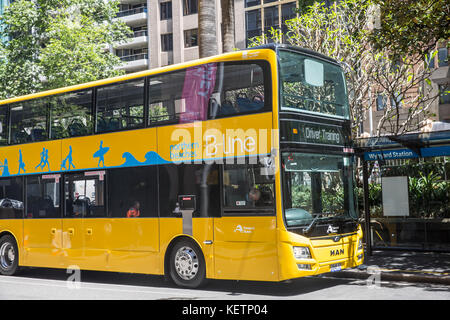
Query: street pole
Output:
[[362, 158, 372, 256]]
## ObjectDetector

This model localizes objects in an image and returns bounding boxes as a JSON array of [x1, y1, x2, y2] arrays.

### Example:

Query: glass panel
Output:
[[149, 61, 270, 125], [26, 175, 60, 219], [438, 47, 448, 67], [96, 79, 144, 133], [246, 9, 261, 43], [210, 61, 270, 118], [10, 99, 48, 144], [50, 89, 92, 139], [282, 153, 357, 227], [0, 177, 23, 219], [108, 166, 158, 218], [183, 0, 198, 15], [158, 164, 220, 217], [279, 50, 349, 119], [264, 5, 279, 32], [245, 0, 260, 7], [223, 163, 275, 210], [0, 106, 8, 146], [64, 171, 105, 218]]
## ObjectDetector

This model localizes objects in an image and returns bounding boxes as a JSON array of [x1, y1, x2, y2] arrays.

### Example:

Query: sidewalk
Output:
[[329, 250, 450, 285]]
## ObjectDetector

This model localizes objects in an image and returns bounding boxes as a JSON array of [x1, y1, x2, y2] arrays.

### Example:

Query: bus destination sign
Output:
[[280, 120, 348, 147]]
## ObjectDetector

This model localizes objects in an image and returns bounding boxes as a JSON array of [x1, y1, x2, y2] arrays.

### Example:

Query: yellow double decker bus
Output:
[[0, 44, 363, 288]]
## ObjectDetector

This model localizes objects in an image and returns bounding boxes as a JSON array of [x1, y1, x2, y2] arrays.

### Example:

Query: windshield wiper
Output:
[[303, 214, 323, 235]]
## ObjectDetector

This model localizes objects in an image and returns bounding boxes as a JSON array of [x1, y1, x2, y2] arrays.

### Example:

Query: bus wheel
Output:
[[169, 239, 206, 288], [0, 235, 19, 276]]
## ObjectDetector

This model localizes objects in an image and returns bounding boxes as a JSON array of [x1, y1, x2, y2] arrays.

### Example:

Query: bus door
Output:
[[23, 174, 64, 268], [62, 171, 108, 269], [213, 163, 278, 281]]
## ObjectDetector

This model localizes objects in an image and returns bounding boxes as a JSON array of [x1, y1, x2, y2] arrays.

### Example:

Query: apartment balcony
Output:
[[115, 30, 148, 49], [117, 53, 149, 72], [116, 6, 148, 26]]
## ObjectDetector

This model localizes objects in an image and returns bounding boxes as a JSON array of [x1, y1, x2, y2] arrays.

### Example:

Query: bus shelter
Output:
[[356, 130, 450, 255]]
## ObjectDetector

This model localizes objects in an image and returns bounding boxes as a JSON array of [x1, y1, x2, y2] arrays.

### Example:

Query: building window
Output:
[[439, 85, 450, 105], [425, 50, 436, 69], [245, 9, 261, 46], [281, 2, 296, 32], [160, 1, 172, 20], [245, 0, 260, 7], [161, 33, 173, 52], [376, 94, 386, 111], [184, 29, 198, 48], [438, 47, 448, 67], [264, 5, 279, 33], [183, 0, 198, 16]]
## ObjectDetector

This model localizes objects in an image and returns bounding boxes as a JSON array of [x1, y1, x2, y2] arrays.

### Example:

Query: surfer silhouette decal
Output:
[[93, 140, 109, 167]]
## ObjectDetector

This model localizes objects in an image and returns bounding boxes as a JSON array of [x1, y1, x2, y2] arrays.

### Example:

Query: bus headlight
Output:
[[358, 239, 363, 251], [293, 246, 311, 259]]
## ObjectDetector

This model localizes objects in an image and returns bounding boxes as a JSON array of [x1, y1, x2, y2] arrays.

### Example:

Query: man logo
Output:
[[330, 249, 344, 256], [327, 225, 339, 234]]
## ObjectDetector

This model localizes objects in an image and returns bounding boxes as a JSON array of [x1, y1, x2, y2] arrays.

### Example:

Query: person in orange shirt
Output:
[[126, 201, 140, 218]]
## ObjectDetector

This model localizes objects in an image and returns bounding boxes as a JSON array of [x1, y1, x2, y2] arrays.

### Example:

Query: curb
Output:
[[328, 269, 450, 285]]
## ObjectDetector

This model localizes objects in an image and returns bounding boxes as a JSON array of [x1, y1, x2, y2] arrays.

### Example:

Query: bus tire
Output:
[[0, 234, 19, 276], [168, 238, 207, 288]]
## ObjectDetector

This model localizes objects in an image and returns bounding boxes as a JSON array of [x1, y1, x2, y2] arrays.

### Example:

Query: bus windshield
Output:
[[281, 152, 357, 228], [279, 50, 349, 119]]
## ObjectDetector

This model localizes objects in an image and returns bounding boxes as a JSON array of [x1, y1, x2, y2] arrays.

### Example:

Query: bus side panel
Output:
[[22, 219, 64, 268], [213, 216, 278, 281], [106, 218, 161, 274]]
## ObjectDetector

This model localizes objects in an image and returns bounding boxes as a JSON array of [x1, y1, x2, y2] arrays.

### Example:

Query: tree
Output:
[[250, 0, 376, 136], [369, 0, 450, 60], [0, 0, 131, 99], [198, 0, 218, 58], [221, 0, 234, 53], [249, 0, 441, 137]]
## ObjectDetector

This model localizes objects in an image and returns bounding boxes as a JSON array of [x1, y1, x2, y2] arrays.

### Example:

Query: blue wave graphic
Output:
[[120, 151, 170, 167]]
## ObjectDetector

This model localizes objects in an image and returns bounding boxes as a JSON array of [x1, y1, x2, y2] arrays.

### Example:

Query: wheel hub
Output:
[[0, 242, 14, 270], [174, 246, 199, 281]]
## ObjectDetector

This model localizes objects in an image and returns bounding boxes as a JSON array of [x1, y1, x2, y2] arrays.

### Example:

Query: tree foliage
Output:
[[250, 0, 440, 137], [369, 0, 450, 59], [0, 0, 131, 99]]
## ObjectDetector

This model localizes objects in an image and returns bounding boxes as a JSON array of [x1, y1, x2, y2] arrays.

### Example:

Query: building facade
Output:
[[115, 0, 298, 72]]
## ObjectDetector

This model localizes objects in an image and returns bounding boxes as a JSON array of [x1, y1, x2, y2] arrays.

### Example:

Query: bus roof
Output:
[[246, 43, 341, 66], [0, 44, 339, 106]]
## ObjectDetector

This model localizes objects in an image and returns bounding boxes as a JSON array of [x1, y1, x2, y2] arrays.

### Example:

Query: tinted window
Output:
[[0, 106, 8, 146], [26, 175, 60, 218], [64, 171, 105, 218], [96, 78, 145, 133], [148, 61, 271, 125], [108, 166, 158, 218], [223, 163, 275, 214], [10, 99, 48, 144], [159, 164, 220, 217], [50, 89, 93, 139], [210, 61, 270, 118], [0, 177, 23, 219]]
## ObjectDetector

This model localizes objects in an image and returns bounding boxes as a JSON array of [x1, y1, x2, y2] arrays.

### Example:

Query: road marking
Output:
[[0, 276, 206, 298]]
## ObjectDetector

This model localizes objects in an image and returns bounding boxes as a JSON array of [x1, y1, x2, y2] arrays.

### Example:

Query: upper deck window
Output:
[[148, 60, 271, 125], [10, 99, 49, 145], [279, 50, 349, 119], [96, 78, 145, 133]]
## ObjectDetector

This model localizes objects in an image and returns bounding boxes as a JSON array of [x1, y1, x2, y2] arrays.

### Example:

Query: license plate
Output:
[[330, 263, 342, 272]]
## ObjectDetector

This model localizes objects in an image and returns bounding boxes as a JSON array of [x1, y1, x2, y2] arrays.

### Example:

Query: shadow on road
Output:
[[14, 267, 357, 297]]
